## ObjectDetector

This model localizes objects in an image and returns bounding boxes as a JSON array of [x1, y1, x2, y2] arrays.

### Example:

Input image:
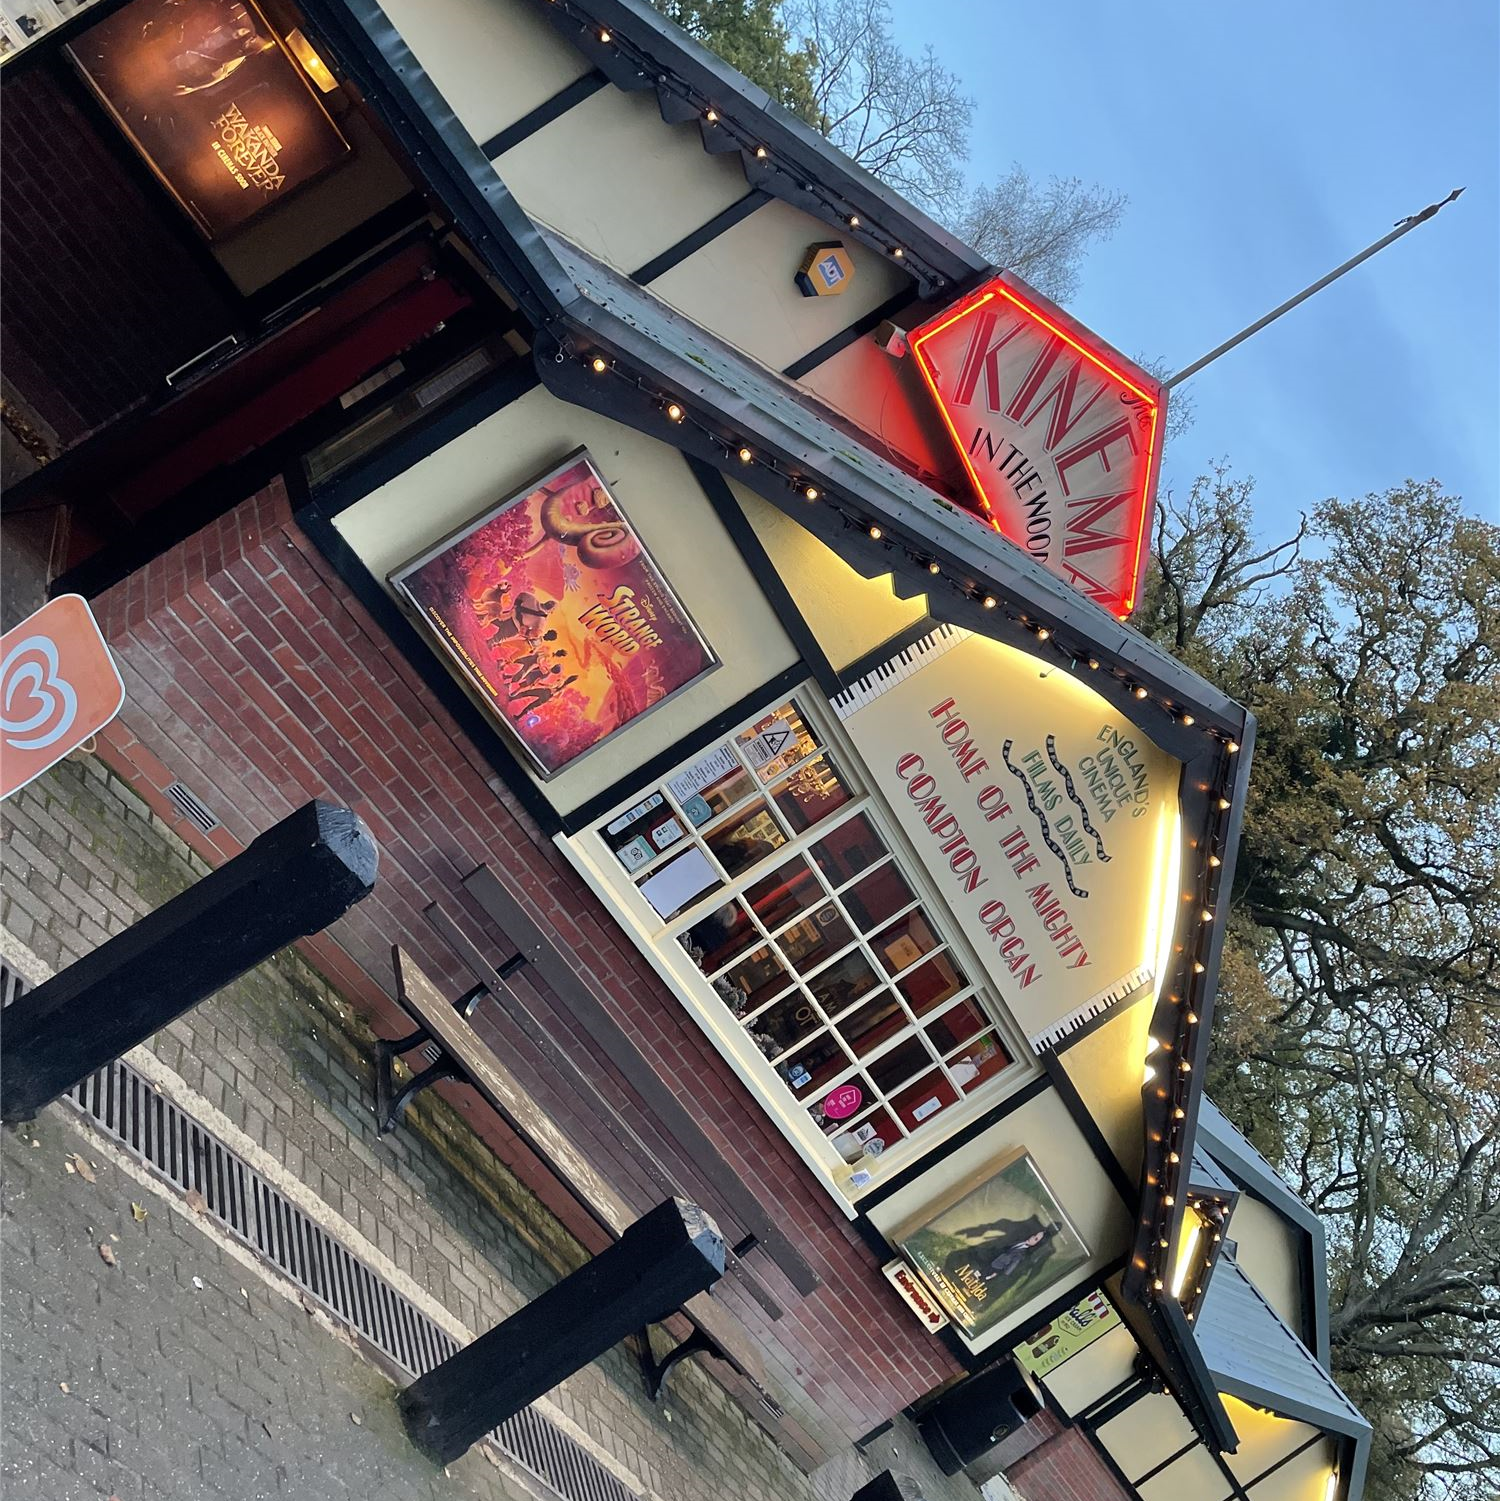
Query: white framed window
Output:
[[565, 688, 1035, 1204]]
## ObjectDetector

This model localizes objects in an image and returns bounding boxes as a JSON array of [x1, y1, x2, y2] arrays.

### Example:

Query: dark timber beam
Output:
[[398, 1197, 725, 1464], [0, 801, 377, 1123]]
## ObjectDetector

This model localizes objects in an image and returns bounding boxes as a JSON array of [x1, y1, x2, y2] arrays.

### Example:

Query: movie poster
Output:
[[895, 1149, 1089, 1340], [391, 451, 717, 779], [68, 0, 348, 239]]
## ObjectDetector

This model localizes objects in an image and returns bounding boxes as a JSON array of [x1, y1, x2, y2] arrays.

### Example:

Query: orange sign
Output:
[[909, 275, 1166, 620], [1, 595, 125, 801]]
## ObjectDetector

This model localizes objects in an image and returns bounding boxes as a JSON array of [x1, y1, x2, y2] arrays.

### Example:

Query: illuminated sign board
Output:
[[392, 450, 717, 781], [69, 0, 348, 240], [909, 276, 1166, 620], [832, 627, 1181, 1052]]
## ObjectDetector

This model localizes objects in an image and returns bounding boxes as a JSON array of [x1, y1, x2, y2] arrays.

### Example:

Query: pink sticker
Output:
[[823, 1084, 863, 1120]]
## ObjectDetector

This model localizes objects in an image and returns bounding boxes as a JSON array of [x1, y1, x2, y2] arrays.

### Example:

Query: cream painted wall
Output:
[[649, 198, 908, 373], [731, 481, 927, 671], [1220, 1396, 1322, 1484], [1250, 1439, 1340, 1501], [866, 1089, 1132, 1356], [1095, 1391, 1199, 1487], [212, 112, 412, 294], [1039, 1321, 1139, 1418], [495, 86, 748, 274], [1229, 1197, 1306, 1333], [377, 0, 589, 145], [1134, 1440, 1230, 1500], [332, 384, 798, 814], [1058, 996, 1153, 1185]]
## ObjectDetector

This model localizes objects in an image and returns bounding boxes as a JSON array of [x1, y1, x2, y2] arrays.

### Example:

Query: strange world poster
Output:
[[392, 452, 716, 779]]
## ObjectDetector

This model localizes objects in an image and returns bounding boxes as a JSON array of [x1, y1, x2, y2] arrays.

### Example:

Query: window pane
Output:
[[871, 908, 940, 976], [842, 863, 915, 933], [745, 857, 822, 933], [710, 945, 788, 1018], [772, 755, 851, 834], [946, 1031, 1010, 1093], [747, 993, 822, 1057], [599, 792, 683, 872], [806, 950, 882, 1020], [898, 952, 969, 1015], [680, 900, 755, 974], [924, 997, 988, 1055], [889, 1070, 959, 1132], [737, 703, 817, 783], [779, 1034, 851, 1099], [837, 992, 909, 1057], [776, 904, 854, 974], [828, 1108, 900, 1163], [867, 1037, 930, 1095], [667, 746, 755, 826], [809, 813, 887, 888], [705, 801, 786, 878], [638, 847, 719, 921]]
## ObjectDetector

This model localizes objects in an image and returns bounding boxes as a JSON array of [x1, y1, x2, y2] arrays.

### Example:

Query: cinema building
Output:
[[1, 0, 1371, 1496]]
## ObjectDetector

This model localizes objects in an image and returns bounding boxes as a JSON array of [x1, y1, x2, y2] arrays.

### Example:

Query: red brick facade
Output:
[[1008, 1414, 1133, 1501], [89, 479, 965, 1458]]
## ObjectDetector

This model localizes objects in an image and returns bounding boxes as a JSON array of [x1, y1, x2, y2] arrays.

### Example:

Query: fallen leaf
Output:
[[59, 1382, 69, 1394], [192, 1276, 204, 1290], [131, 1203, 147, 1223], [183, 1189, 207, 1214], [69, 1154, 96, 1183], [109, 1233, 119, 1243], [64, 1160, 76, 1175], [97, 1243, 116, 1267], [350, 1412, 362, 1426], [31, 1138, 39, 1149]]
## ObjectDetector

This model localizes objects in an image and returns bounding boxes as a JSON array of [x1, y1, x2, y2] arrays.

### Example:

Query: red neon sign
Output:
[[909, 276, 1166, 619]]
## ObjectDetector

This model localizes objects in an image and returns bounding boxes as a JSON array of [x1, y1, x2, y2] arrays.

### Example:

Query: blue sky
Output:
[[888, 0, 1499, 540]]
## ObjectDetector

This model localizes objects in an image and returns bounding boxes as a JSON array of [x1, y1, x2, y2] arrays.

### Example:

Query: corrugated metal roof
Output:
[[1199, 1257, 1370, 1497], [1190, 1145, 1238, 1197]]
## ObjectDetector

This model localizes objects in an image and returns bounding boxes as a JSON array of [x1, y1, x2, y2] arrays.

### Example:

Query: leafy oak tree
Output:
[[1139, 472, 1500, 1500], [650, 0, 1124, 302]]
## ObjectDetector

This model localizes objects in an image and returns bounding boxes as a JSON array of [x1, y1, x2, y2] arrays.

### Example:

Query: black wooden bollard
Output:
[[400, 1197, 725, 1464], [1, 800, 377, 1123]]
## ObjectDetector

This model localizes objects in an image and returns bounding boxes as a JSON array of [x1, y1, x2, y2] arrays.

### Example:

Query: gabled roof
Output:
[[1198, 1257, 1370, 1500], [1198, 1097, 1332, 1366]]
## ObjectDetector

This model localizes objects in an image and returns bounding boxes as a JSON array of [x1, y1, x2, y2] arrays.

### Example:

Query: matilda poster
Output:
[[69, 0, 348, 239], [895, 1149, 1089, 1340], [392, 451, 716, 779]]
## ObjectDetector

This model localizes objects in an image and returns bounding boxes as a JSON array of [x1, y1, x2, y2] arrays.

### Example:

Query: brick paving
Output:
[[2, 754, 988, 1501]]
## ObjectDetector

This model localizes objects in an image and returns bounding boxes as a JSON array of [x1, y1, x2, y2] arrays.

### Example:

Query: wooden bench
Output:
[[375, 944, 770, 1402]]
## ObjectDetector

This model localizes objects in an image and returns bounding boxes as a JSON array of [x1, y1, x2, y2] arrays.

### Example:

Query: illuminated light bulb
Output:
[[1201, 909, 1214, 923], [1208, 855, 1222, 868], [1227, 739, 1240, 753], [1036, 626, 1051, 640], [665, 402, 684, 422], [1180, 1060, 1192, 1073], [1174, 1108, 1186, 1120], [928, 561, 941, 576], [590, 356, 608, 373], [892, 246, 905, 258], [1153, 1278, 1164, 1291], [1164, 1194, 1175, 1206], [868, 524, 883, 540], [803, 485, 819, 501], [737, 446, 753, 463], [1181, 713, 1195, 726], [1134, 685, 1149, 699], [754, 145, 768, 159], [705, 108, 719, 123], [598, 28, 612, 42], [981, 595, 998, 610], [1186, 1012, 1199, 1025], [1086, 657, 1099, 670], [1192, 961, 1206, 974], [1168, 1152, 1180, 1163], [1217, 796, 1232, 811], [848, 215, 861, 228]]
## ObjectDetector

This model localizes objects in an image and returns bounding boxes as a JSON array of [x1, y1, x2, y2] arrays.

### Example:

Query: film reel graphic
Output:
[[1, 634, 80, 753]]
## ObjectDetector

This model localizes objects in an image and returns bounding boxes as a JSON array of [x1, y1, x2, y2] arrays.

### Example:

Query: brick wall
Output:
[[1007, 1413, 1132, 1501], [83, 479, 966, 1457], [0, 61, 238, 445]]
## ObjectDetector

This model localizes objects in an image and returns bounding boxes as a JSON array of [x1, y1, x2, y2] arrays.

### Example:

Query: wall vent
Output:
[[165, 780, 221, 833]]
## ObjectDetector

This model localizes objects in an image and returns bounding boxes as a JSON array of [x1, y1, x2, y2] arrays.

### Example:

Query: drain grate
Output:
[[56, 1048, 637, 1501], [164, 780, 222, 833]]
